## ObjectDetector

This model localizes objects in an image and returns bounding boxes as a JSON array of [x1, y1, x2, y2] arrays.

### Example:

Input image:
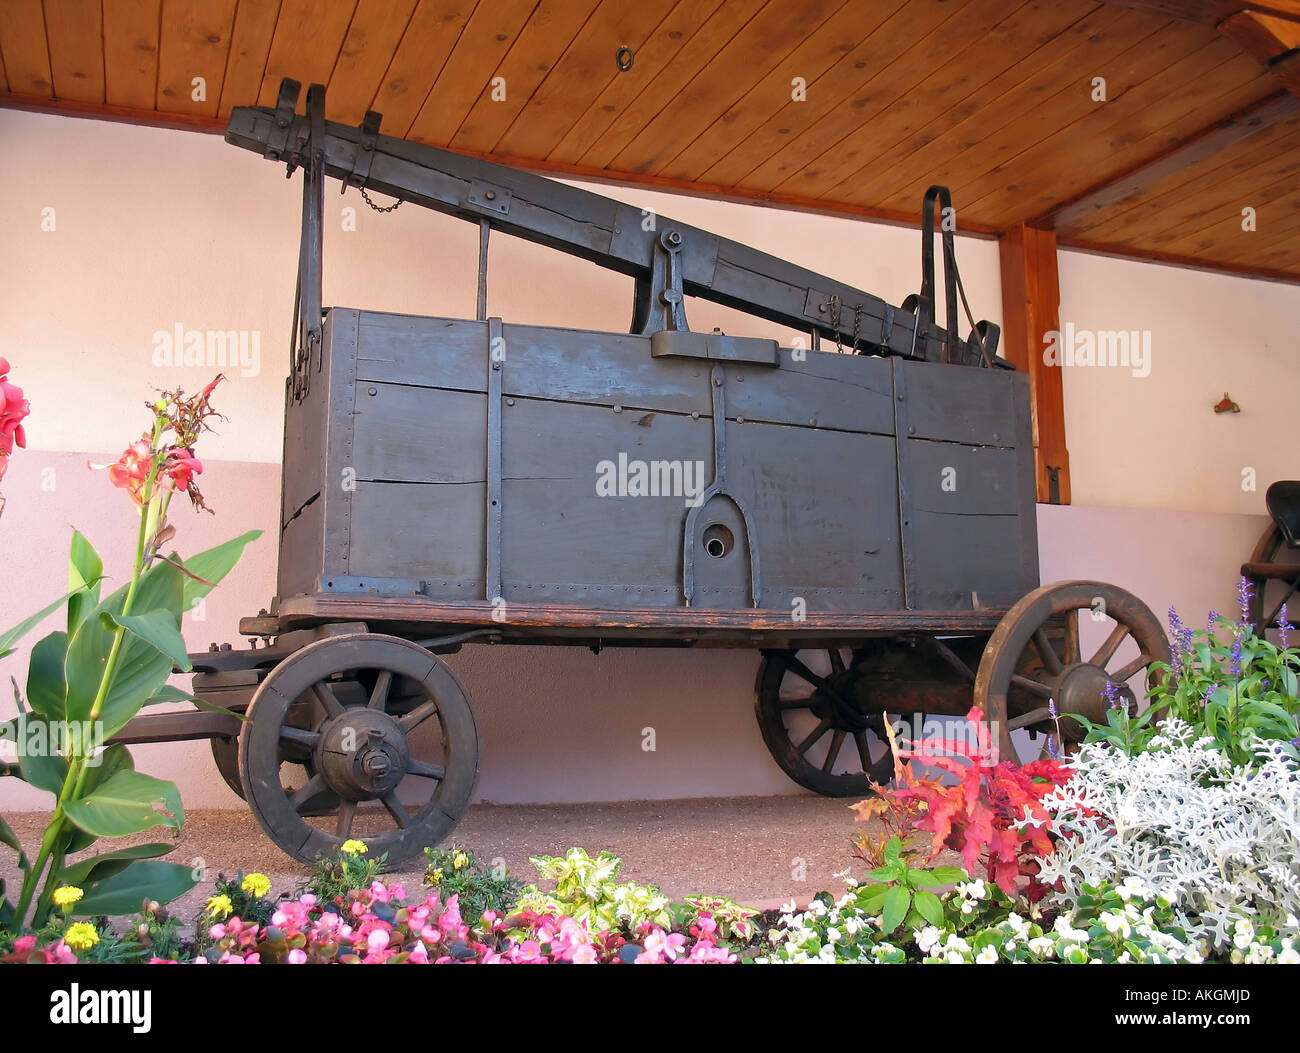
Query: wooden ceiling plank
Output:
[[870, 5, 1168, 214], [546, 0, 727, 165], [1064, 103, 1300, 240], [0, 0, 51, 95], [953, 37, 1270, 222], [1095, 1, 1300, 24], [769, 0, 1072, 200], [0, 34, 7, 91], [1150, 171, 1300, 255], [104, 0, 161, 110], [157, 0, 238, 116], [403, 0, 542, 145], [325, 0, 418, 125], [449, 0, 601, 153], [257, 0, 358, 107], [568, 0, 764, 169], [217, 0, 281, 117], [607, 0, 849, 177], [731, 0, 977, 194], [43, 0, 104, 102], [820, 0, 1103, 207], [1219, 7, 1300, 58], [1049, 91, 1300, 233], [371, 0, 475, 138], [655, 1, 904, 183], [1056, 232, 1300, 282], [1213, 209, 1300, 264], [494, 0, 691, 159]]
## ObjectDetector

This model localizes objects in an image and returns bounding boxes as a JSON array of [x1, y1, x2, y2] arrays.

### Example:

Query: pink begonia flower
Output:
[[209, 924, 226, 940], [407, 944, 429, 964], [570, 943, 599, 964], [642, 929, 686, 961], [367, 928, 391, 952], [287, 949, 307, 964], [694, 914, 718, 937], [438, 894, 463, 933]]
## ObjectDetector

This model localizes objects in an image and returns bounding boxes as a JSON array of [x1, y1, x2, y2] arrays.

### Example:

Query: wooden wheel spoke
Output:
[[289, 773, 329, 814], [335, 800, 356, 839], [827, 648, 846, 675], [309, 681, 346, 718], [1010, 673, 1055, 698], [1089, 623, 1129, 669], [794, 718, 832, 755], [778, 694, 815, 710], [784, 655, 829, 692], [1007, 706, 1053, 732], [1032, 628, 1063, 676], [397, 700, 438, 734], [1111, 653, 1155, 683], [367, 670, 393, 711], [854, 731, 873, 772], [821, 730, 846, 773], [279, 726, 319, 749], [407, 758, 445, 780], [1063, 609, 1081, 665], [381, 792, 410, 829]]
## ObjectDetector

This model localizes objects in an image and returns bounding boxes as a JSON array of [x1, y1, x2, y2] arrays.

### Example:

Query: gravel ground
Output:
[[2, 795, 902, 928]]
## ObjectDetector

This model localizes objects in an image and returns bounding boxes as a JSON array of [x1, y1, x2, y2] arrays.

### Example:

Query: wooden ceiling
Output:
[[3, 0, 1300, 281]]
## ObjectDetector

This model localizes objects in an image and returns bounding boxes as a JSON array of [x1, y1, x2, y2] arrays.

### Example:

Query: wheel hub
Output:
[[314, 707, 411, 801], [1055, 663, 1135, 734]]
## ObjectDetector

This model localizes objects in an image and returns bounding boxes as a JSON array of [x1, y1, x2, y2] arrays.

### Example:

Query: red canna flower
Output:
[[0, 356, 31, 482]]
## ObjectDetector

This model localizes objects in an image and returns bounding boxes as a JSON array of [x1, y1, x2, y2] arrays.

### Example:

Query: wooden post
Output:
[[999, 224, 1070, 505]]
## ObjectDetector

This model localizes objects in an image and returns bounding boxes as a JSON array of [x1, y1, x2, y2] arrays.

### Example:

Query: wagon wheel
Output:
[[239, 633, 479, 866], [974, 581, 1170, 765], [1245, 522, 1300, 642], [211, 730, 335, 815], [755, 645, 896, 797]]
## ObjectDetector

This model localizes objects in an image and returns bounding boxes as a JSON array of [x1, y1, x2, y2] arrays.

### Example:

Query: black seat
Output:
[[1266, 481, 1300, 548]]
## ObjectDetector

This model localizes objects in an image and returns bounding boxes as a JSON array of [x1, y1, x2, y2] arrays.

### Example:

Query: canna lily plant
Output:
[[0, 375, 259, 933]]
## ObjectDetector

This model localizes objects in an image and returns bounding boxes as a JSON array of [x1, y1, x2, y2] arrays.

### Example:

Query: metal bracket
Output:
[[342, 109, 382, 191], [635, 229, 688, 334], [467, 179, 511, 216], [266, 78, 301, 163], [1047, 465, 1062, 505], [682, 365, 762, 608], [485, 317, 505, 601]]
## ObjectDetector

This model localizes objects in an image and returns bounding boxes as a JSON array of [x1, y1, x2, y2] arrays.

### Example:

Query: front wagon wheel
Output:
[[238, 633, 479, 867]]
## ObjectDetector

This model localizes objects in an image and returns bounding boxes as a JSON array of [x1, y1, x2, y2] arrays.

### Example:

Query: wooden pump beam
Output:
[[999, 225, 1070, 505]]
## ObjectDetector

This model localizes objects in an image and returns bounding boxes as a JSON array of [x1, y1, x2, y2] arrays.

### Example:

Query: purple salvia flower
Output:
[[1102, 679, 1122, 711], [1047, 734, 1059, 761], [1206, 610, 1219, 634], [1049, 698, 1058, 720], [1237, 576, 1254, 624], [1203, 682, 1217, 705], [1169, 606, 1189, 671], [1229, 629, 1244, 678], [1280, 602, 1292, 651]]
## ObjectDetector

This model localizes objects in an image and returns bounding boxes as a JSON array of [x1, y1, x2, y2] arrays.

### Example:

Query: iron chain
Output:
[[359, 186, 402, 213]]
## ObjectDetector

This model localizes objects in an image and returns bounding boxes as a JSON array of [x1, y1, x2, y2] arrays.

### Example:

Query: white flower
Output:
[[1028, 936, 1056, 958], [1277, 946, 1300, 964], [1101, 911, 1132, 939], [916, 926, 942, 954], [944, 950, 967, 964], [1117, 876, 1151, 902], [943, 933, 971, 954], [843, 916, 860, 936], [826, 927, 841, 944], [1233, 918, 1256, 950], [956, 879, 987, 901], [976, 945, 998, 963], [1005, 913, 1031, 940]]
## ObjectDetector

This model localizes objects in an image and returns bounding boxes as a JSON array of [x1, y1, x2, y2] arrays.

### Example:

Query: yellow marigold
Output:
[[340, 839, 368, 856], [453, 851, 469, 871], [241, 873, 272, 898], [63, 922, 99, 952], [429, 868, 444, 885], [52, 886, 84, 907], [206, 894, 233, 918]]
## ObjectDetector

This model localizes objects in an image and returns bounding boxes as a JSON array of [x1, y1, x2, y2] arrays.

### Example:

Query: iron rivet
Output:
[[485, 189, 496, 200], [368, 386, 377, 396], [492, 361, 501, 370], [691, 411, 700, 419], [506, 397, 515, 406], [614, 404, 622, 413], [737, 415, 744, 424], [908, 426, 915, 435]]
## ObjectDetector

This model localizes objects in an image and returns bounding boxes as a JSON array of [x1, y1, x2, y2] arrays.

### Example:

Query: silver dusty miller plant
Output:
[[1035, 718, 1300, 951]]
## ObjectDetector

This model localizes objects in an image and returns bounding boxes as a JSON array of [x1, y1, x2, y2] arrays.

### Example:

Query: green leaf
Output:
[[857, 884, 889, 913], [0, 586, 92, 660], [62, 771, 184, 838], [16, 717, 70, 795], [142, 685, 247, 721], [63, 746, 135, 854], [100, 609, 193, 672], [881, 884, 910, 934], [172, 530, 261, 610], [67, 531, 104, 636], [928, 866, 969, 885], [64, 601, 175, 739], [26, 631, 68, 720], [0, 813, 29, 871], [912, 888, 944, 926], [72, 861, 197, 916], [59, 843, 174, 887]]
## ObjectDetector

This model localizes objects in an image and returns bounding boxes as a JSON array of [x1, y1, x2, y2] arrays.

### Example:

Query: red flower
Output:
[[0, 356, 31, 481], [95, 442, 203, 505]]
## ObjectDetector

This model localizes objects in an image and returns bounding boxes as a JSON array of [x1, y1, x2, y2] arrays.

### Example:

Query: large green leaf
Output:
[[15, 717, 70, 795], [72, 861, 197, 916], [0, 586, 92, 660], [26, 631, 68, 720], [912, 888, 944, 927], [173, 530, 261, 609], [61, 770, 184, 838], [881, 884, 910, 934], [64, 602, 175, 740], [100, 609, 193, 672], [67, 531, 104, 636], [64, 745, 136, 853], [59, 843, 175, 887]]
